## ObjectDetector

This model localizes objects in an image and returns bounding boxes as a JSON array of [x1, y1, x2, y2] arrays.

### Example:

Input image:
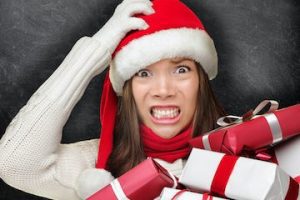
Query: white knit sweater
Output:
[[0, 37, 185, 200]]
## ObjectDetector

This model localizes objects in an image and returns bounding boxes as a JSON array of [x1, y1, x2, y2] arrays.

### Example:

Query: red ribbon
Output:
[[285, 177, 299, 200], [242, 147, 279, 163], [255, 151, 272, 161], [294, 176, 300, 183], [210, 155, 238, 196], [203, 193, 213, 200], [171, 189, 187, 200]]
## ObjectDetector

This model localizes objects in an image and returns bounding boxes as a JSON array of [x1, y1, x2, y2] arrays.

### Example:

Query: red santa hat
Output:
[[96, 0, 218, 169]]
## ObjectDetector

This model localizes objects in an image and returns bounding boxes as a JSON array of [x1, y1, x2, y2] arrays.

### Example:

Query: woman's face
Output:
[[132, 57, 199, 139]]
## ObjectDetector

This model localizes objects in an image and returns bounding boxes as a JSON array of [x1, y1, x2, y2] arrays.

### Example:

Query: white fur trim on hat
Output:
[[76, 168, 114, 199], [110, 28, 218, 95]]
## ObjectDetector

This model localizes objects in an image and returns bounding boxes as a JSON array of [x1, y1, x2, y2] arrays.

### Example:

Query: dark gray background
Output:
[[0, 0, 299, 199]]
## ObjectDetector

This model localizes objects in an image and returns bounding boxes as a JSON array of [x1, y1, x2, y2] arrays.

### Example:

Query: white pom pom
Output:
[[76, 168, 114, 199]]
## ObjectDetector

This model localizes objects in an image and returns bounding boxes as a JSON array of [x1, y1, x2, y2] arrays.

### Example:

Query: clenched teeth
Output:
[[151, 108, 180, 119]]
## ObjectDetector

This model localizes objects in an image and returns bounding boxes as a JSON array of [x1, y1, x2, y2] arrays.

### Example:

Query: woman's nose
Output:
[[151, 75, 175, 99]]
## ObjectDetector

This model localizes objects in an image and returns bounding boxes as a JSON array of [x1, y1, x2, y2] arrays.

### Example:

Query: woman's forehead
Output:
[[170, 57, 194, 64], [146, 57, 195, 68]]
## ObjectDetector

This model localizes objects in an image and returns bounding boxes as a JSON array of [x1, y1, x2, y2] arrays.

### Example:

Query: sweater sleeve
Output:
[[0, 37, 110, 200]]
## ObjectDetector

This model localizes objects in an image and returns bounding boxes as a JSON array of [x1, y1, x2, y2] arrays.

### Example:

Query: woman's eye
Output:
[[136, 70, 151, 77], [175, 65, 190, 74]]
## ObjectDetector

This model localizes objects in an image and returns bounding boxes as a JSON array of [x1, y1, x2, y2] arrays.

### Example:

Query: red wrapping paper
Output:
[[189, 104, 300, 155], [88, 158, 176, 200]]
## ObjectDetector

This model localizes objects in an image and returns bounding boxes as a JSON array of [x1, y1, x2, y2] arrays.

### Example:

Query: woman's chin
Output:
[[150, 125, 181, 139]]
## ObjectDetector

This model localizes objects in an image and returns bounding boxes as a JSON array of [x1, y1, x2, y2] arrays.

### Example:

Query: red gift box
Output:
[[189, 100, 300, 155], [88, 158, 177, 200]]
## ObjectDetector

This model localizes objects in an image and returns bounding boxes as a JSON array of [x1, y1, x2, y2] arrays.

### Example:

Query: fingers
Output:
[[126, 17, 149, 31], [116, 0, 151, 12], [117, 0, 153, 31], [93, 0, 153, 54], [117, 0, 154, 17], [122, 0, 152, 6], [125, 1, 155, 16]]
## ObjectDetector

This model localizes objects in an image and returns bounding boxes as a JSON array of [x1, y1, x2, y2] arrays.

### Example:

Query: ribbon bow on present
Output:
[[217, 100, 283, 144], [218, 100, 279, 125], [189, 100, 300, 156]]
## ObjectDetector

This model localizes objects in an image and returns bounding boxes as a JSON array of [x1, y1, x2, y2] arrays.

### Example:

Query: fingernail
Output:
[[147, 8, 155, 15], [143, 24, 149, 30]]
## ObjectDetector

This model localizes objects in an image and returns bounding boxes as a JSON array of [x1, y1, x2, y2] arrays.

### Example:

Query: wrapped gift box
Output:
[[273, 135, 300, 183], [159, 188, 227, 200], [179, 148, 300, 200], [189, 103, 300, 155], [88, 158, 177, 200]]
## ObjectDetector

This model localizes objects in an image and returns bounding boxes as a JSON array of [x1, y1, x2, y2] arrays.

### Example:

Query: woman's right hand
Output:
[[93, 0, 154, 55]]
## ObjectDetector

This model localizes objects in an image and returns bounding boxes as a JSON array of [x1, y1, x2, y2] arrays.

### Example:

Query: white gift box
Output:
[[275, 135, 300, 182], [179, 148, 300, 200], [159, 187, 226, 200]]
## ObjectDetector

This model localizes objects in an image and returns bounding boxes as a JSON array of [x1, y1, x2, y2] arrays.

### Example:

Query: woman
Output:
[[0, 0, 224, 199]]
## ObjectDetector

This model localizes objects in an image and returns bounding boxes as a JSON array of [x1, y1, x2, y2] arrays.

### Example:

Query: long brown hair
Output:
[[107, 62, 225, 177]]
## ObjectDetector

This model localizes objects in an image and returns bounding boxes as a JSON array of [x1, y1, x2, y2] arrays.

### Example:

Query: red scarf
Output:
[[141, 125, 193, 163]]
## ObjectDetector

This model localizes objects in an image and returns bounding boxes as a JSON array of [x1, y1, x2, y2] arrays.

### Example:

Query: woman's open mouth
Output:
[[150, 106, 181, 124]]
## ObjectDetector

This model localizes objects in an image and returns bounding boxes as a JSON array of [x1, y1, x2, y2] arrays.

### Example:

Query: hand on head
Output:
[[93, 0, 154, 54]]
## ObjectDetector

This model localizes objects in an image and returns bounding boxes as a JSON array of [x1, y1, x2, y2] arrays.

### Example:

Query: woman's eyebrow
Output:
[[170, 58, 190, 64]]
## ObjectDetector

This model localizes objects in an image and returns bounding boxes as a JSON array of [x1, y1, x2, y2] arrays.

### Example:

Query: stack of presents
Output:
[[89, 100, 300, 200]]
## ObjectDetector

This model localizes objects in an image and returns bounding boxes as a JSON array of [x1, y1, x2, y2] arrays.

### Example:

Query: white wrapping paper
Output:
[[159, 188, 226, 200], [275, 135, 300, 181]]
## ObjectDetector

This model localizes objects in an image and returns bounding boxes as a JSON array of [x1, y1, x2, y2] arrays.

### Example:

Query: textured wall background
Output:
[[0, 0, 299, 199]]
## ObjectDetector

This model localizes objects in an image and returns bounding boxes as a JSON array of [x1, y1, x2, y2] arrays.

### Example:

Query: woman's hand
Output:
[[93, 0, 154, 54]]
